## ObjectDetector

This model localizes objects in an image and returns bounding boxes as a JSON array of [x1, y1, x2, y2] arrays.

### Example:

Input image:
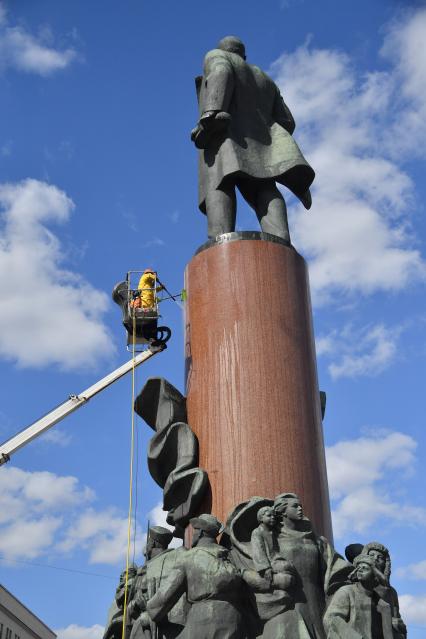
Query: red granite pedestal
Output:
[[184, 233, 333, 542]]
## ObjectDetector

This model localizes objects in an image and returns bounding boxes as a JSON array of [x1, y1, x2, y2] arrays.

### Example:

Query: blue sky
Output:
[[0, 0, 425, 637]]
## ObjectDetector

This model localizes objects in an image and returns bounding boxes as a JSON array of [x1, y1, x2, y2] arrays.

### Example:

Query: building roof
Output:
[[0, 584, 56, 639]]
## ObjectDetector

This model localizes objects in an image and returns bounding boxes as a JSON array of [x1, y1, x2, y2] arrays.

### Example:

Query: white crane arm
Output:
[[0, 345, 164, 466]]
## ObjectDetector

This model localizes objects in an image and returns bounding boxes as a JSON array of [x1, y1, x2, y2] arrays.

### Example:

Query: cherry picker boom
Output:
[[0, 343, 165, 466]]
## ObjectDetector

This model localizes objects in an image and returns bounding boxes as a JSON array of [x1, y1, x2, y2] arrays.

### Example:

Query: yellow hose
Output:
[[121, 312, 137, 639]]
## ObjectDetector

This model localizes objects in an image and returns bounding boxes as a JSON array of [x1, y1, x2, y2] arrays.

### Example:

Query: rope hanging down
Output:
[[121, 312, 138, 639]]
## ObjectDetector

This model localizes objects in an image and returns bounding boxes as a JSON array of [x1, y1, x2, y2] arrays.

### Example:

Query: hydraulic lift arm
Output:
[[0, 344, 165, 466]]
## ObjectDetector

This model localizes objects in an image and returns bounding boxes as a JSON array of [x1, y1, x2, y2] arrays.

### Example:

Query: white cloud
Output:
[[59, 140, 75, 161], [142, 237, 165, 249], [280, 0, 303, 8], [330, 486, 426, 540], [326, 432, 426, 538], [397, 560, 426, 580], [149, 501, 170, 528], [56, 625, 104, 639], [399, 594, 426, 625], [58, 508, 145, 566], [315, 334, 335, 357], [169, 210, 180, 224], [0, 178, 115, 370], [327, 432, 416, 499], [271, 12, 426, 305], [381, 8, 426, 159], [0, 4, 7, 26], [39, 428, 72, 447], [0, 465, 146, 566], [0, 8, 76, 75], [317, 323, 401, 379], [0, 516, 62, 561], [1, 141, 12, 156], [0, 467, 94, 517], [0, 466, 94, 559], [57, 500, 182, 566], [119, 203, 138, 233]]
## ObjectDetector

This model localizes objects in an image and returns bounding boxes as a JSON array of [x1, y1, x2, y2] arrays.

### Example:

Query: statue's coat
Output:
[[196, 49, 315, 212]]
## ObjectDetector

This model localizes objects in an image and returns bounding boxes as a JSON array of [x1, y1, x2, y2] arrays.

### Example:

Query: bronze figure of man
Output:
[[192, 36, 315, 243]]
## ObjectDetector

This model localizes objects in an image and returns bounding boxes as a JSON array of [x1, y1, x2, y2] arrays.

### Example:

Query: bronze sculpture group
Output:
[[104, 495, 406, 638]]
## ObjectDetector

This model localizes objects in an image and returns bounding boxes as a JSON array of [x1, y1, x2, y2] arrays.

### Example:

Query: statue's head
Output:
[[274, 493, 304, 523], [127, 564, 137, 577], [363, 541, 391, 579], [119, 563, 137, 583], [257, 505, 275, 527], [351, 554, 385, 588], [145, 525, 174, 559], [190, 514, 222, 546], [217, 36, 246, 60]]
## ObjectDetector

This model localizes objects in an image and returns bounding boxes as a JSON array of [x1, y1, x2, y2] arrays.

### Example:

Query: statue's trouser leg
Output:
[[237, 178, 290, 243], [205, 182, 236, 239]]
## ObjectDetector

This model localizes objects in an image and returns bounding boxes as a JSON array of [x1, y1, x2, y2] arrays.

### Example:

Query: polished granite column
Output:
[[184, 232, 333, 541]]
